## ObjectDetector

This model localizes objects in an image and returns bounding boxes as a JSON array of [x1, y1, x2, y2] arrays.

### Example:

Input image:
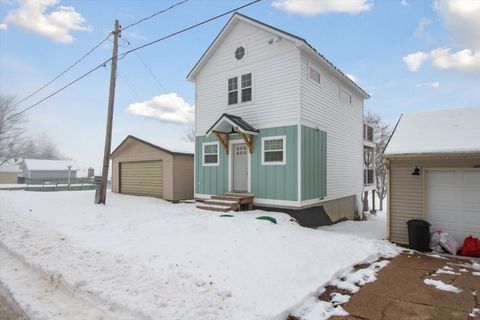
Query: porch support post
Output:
[[240, 132, 254, 154], [213, 131, 229, 154]]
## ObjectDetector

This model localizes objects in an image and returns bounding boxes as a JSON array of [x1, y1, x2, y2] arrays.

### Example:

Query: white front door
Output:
[[233, 143, 248, 192], [426, 170, 480, 243]]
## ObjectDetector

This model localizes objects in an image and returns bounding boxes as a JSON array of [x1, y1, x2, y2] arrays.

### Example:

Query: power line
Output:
[[122, 35, 192, 121], [121, 0, 190, 31], [119, 0, 262, 59], [12, 33, 112, 108], [7, 0, 262, 120], [6, 58, 111, 122]]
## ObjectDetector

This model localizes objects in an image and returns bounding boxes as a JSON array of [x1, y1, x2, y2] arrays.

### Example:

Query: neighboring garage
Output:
[[384, 107, 480, 245], [111, 135, 194, 201]]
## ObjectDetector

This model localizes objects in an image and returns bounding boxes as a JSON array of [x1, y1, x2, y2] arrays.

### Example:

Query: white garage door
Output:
[[426, 170, 480, 243]]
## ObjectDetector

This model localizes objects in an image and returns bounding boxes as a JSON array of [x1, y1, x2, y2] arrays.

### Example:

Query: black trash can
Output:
[[407, 219, 431, 252]]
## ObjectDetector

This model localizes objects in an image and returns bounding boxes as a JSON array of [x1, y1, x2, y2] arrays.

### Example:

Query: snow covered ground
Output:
[[0, 191, 398, 320], [318, 211, 387, 240]]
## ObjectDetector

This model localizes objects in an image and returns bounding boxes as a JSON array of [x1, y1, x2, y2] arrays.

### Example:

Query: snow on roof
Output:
[[23, 159, 80, 171], [0, 163, 21, 173], [384, 107, 480, 156]]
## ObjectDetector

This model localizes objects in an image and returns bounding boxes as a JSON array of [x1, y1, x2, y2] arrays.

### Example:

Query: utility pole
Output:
[[97, 19, 120, 204]]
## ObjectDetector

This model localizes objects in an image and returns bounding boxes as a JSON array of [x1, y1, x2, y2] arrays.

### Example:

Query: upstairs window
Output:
[[228, 77, 238, 105], [339, 88, 352, 103], [227, 73, 252, 105], [203, 142, 219, 166], [241, 73, 252, 102], [308, 66, 321, 84], [262, 136, 286, 165]]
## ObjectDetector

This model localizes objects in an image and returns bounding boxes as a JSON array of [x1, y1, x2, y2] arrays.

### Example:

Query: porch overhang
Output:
[[205, 113, 259, 154]]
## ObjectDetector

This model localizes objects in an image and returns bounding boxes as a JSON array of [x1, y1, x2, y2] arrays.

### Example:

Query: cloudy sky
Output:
[[1, 0, 480, 173]]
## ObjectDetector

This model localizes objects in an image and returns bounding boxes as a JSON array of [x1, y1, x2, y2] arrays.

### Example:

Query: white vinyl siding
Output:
[[300, 52, 363, 201], [195, 20, 300, 135], [339, 88, 352, 103], [308, 65, 321, 84]]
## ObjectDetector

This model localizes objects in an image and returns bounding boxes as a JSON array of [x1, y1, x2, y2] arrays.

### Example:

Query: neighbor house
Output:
[[110, 135, 194, 202], [384, 107, 480, 245], [21, 159, 79, 180], [187, 13, 371, 221], [0, 163, 22, 184]]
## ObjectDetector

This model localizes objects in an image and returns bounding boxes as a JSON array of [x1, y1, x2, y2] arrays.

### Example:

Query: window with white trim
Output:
[[227, 73, 252, 105], [262, 136, 286, 165], [228, 77, 238, 105], [203, 142, 219, 166], [308, 66, 321, 84], [339, 88, 352, 103]]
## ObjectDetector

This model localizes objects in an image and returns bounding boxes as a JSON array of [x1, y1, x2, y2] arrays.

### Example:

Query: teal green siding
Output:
[[301, 125, 327, 201], [195, 135, 228, 195], [195, 125, 298, 201], [250, 125, 298, 201]]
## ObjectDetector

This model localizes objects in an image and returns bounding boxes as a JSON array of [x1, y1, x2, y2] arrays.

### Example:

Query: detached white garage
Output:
[[384, 107, 480, 245]]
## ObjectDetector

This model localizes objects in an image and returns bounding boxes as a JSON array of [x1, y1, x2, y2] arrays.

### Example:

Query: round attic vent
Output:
[[235, 46, 245, 60]]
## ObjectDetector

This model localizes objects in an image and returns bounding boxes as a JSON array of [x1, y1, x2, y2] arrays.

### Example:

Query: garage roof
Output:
[[111, 135, 194, 158], [384, 107, 480, 157]]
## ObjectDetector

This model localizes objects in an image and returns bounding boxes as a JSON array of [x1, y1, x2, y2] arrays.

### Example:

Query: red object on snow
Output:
[[461, 236, 480, 257]]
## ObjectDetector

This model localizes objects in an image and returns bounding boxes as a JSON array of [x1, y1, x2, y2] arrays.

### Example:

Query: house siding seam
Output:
[[195, 125, 298, 201], [301, 125, 327, 200], [299, 52, 363, 201]]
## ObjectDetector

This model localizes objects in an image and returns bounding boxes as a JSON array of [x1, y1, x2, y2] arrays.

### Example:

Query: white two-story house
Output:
[[187, 13, 370, 221]]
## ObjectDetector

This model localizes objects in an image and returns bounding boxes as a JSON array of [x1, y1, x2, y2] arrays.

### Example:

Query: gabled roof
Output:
[[383, 107, 480, 157], [110, 135, 194, 158], [23, 159, 80, 171], [187, 12, 369, 99], [206, 113, 259, 136]]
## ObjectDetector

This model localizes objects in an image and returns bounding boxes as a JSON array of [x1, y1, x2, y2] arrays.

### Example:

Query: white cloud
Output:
[[403, 48, 480, 75], [346, 73, 358, 82], [2, 0, 91, 43], [125, 93, 194, 125], [0, 23, 7, 30], [400, 0, 408, 6], [402, 51, 429, 71], [434, 0, 480, 50], [271, 0, 373, 15], [416, 82, 440, 88], [414, 17, 431, 41]]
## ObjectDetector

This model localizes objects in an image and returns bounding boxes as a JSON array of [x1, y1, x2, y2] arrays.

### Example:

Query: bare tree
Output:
[[0, 95, 30, 165], [365, 110, 391, 211], [182, 118, 195, 143], [21, 133, 63, 160]]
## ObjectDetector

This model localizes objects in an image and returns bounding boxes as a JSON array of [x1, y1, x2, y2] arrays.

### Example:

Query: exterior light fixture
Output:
[[412, 166, 421, 176]]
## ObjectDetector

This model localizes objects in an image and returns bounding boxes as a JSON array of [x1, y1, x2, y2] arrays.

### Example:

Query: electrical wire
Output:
[[7, 0, 262, 120], [121, 0, 190, 31], [12, 33, 112, 107], [119, 0, 262, 59], [6, 59, 111, 122]]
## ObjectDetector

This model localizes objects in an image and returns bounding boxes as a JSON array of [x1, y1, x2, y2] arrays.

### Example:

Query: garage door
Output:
[[426, 170, 480, 243], [120, 161, 163, 198]]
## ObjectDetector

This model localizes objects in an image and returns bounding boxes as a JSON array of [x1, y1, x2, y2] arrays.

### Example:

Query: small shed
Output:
[[110, 135, 194, 201], [0, 163, 21, 184], [384, 107, 480, 245]]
